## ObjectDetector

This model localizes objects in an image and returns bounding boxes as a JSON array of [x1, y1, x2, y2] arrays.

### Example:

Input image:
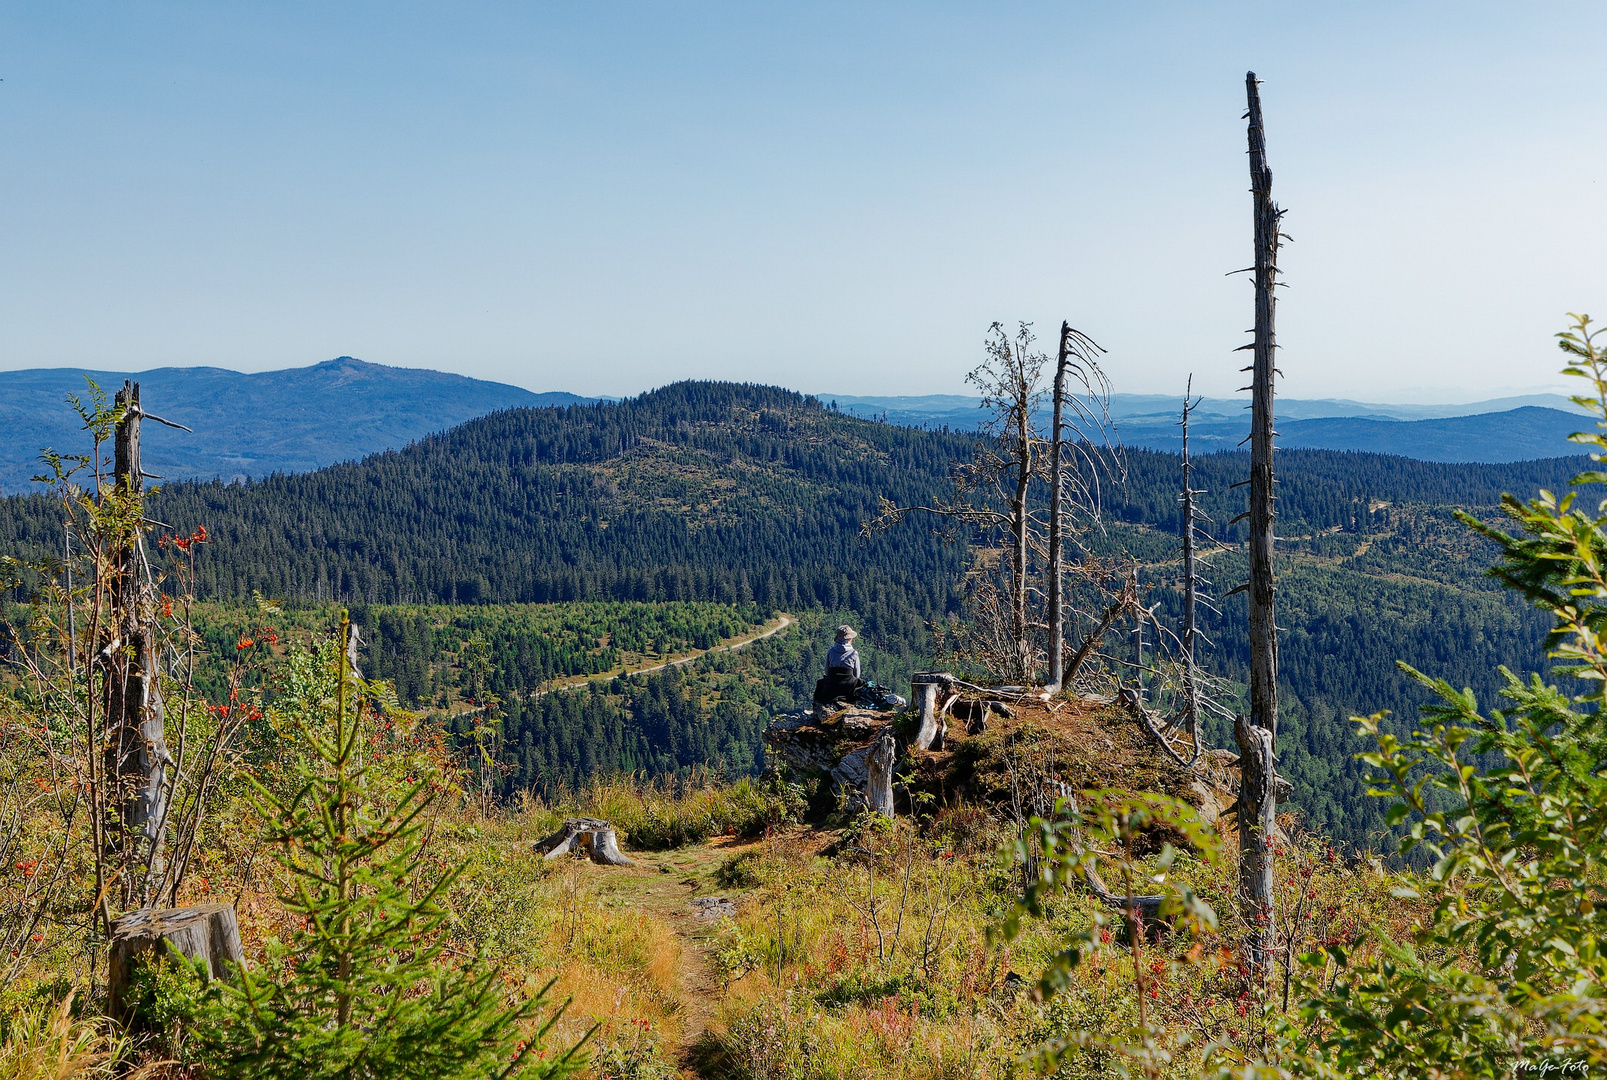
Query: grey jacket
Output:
[[825, 641, 861, 679]]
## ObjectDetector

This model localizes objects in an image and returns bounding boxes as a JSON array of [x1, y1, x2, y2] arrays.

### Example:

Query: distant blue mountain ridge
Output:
[[0, 357, 595, 494], [822, 392, 1594, 464], [0, 359, 1588, 495]]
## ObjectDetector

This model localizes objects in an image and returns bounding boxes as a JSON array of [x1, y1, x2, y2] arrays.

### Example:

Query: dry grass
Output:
[[569, 771, 798, 850], [0, 993, 153, 1080], [2, 692, 1415, 1080]]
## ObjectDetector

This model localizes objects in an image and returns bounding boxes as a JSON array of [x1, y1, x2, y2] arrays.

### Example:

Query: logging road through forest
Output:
[[534, 613, 795, 698]]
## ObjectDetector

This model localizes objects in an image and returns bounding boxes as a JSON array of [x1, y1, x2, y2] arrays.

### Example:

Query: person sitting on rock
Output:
[[815, 625, 863, 705], [826, 624, 861, 681], [814, 626, 907, 710]]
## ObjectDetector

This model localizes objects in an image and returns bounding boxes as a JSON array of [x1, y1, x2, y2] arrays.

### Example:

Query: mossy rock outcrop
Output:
[[767, 694, 1245, 838]]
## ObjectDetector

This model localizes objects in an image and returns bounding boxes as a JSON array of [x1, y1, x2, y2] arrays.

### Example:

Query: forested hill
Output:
[[0, 378, 1587, 659], [0, 381, 979, 670], [1112, 447, 1591, 535], [0, 379, 1587, 603], [0, 380, 1590, 847]]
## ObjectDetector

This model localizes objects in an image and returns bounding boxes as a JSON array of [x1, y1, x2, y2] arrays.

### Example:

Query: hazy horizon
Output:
[[3, 2, 1604, 402], [0, 353, 1579, 410]]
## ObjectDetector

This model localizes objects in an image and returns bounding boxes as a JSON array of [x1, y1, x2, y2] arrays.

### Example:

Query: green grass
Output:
[[574, 772, 806, 850]]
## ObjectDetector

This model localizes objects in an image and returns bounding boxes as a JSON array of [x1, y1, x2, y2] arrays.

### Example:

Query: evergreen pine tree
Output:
[[187, 613, 584, 1080]]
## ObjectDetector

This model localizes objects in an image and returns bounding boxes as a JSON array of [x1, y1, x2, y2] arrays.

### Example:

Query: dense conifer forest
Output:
[[0, 380, 1582, 848]]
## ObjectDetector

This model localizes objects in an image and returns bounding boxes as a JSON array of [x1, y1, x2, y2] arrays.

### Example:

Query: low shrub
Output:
[[587, 1027, 678, 1080], [812, 970, 907, 1010], [719, 998, 820, 1080], [715, 851, 764, 890]]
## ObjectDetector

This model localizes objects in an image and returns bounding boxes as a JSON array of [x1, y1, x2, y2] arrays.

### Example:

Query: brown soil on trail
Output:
[[594, 834, 761, 1074], [535, 614, 794, 698], [586, 827, 838, 1077]]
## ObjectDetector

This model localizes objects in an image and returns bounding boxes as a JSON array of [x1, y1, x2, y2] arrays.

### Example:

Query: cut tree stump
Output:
[[108, 902, 245, 1022], [912, 678, 942, 750], [1083, 863, 1168, 929], [534, 817, 634, 866], [865, 731, 897, 818]]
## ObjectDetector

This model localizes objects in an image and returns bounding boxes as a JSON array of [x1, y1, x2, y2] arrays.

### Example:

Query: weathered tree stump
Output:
[[108, 902, 245, 1021], [534, 817, 634, 866], [865, 731, 897, 818], [1234, 711, 1278, 963], [948, 698, 1006, 734], [911, 677, 943, 750]]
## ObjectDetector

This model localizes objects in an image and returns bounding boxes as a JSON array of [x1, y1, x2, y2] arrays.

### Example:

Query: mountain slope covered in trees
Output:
[[832, 391, 1590, 461], [0, 380, 1581, 848]]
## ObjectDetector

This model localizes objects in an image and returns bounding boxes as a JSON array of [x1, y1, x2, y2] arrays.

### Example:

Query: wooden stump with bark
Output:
[[865, 731, 897, 818], [108, 902, 245, 1021], [534, 818, 634, 865], [912, 672, 1014, 749]]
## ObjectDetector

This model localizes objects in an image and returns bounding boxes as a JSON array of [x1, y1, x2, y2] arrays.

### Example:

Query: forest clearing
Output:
[[530, 613, 794, 696]]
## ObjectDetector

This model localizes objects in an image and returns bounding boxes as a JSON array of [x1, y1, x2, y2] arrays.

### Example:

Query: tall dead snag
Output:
[[863, 323, 1046, 682], [1177, 390, 1205, 762], [865, 322, 1119, 687], [1127, 392, 1212, 767], [1048, 323, 1069, 692], [1046, 323, 1110, 691], [1001, 329, 1041, 680], [1237, 70, 1283, 976], [1128, 561, 1144, 688], [104, 381, 173, 909]]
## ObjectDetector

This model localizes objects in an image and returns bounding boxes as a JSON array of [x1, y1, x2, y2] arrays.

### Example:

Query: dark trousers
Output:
[[814, 666, 863, 704]]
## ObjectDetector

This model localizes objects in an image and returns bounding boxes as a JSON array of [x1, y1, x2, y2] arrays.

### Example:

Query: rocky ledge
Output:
[[767, 691, 1280, 838], [765, 705, 898, 811]]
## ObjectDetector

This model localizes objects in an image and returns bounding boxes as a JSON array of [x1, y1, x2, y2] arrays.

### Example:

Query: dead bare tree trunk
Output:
[[1045, 323, 1111, 691], [864, 322, 1116, 687], [1129, 390, 1210, 769], [1062, 585, 1132, 685], [1129, 562, 1144, 690], [1235, 713, 1277, 966], [1178, 391, 1204, 761], [1047, 322, 1072, 692], [1237, 70, 1282, 977], [1010, 386, 1033, 681], [104, 381, 172, 910], [865, 731, 897, 818]]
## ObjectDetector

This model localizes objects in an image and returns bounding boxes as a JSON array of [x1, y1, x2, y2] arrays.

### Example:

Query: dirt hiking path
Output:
[[581, 828, 832, 1077], [536, 614, 795, 698], [590, 837, 758, 1075]]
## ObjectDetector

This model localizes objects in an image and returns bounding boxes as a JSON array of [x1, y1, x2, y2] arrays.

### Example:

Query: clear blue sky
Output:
[[2, 2, 1603, 401]]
